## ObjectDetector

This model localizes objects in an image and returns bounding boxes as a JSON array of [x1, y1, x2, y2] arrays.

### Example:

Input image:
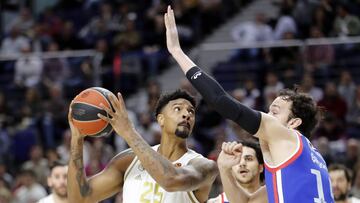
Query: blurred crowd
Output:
[[1, 0, 360, 202]]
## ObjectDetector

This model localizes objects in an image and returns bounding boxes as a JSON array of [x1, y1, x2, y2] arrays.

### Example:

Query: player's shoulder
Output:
[[109, 148, 136, 171]]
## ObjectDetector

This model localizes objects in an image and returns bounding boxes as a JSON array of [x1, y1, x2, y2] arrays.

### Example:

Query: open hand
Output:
[[217, 142, 243, 170], [97, 92, 134, 138], [164, 5, 182, 55]]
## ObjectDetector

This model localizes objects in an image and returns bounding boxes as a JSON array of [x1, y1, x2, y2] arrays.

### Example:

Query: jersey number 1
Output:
[[311, 169, 327, 203]]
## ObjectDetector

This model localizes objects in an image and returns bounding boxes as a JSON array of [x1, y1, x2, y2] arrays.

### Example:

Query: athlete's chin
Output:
[[175, 129, 190, 139], [55, 188, 67, 198]]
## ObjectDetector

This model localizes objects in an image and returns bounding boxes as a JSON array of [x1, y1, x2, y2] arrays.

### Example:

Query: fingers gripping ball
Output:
[[71, 87, 115, 137]]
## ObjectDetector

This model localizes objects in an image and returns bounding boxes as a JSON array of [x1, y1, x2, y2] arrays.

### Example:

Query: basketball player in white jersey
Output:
[[67, 90, 218, 203], [38, 161, 68, 203], [207, 140, 267, 203]]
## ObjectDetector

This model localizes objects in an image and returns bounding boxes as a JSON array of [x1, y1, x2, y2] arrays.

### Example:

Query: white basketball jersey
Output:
[[123, 145, 203, 203]]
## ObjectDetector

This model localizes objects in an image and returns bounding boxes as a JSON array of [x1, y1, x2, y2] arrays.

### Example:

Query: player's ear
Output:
[[157, 114, 164, 126], [259, 164, 264, 173], [288, 118, 302, 129]]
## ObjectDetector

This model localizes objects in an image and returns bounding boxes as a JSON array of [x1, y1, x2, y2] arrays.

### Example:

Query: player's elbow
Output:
[[158, 175, 184, 192]]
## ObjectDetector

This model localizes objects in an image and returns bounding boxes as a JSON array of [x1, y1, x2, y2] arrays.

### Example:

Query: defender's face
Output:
[[161, 98, 195, 138], [268, 97, 293, 127], [48, 166, 68, 198], [232, 146, 262, 184], [329, 170, 350, 200]]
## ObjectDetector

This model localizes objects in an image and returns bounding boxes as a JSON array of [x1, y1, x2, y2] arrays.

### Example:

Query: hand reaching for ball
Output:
[[68, 103, 86, 139], [97, 92, 135, 138]]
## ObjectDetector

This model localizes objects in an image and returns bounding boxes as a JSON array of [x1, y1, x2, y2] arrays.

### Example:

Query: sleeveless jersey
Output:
[[123, 145, 203, 203], [207, 192, 229, 203], [264, 132, 334, 203]]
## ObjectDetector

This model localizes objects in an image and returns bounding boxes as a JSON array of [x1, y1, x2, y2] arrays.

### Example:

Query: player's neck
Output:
[[158, 134, 188, 161], [238, 178, 262, 194]]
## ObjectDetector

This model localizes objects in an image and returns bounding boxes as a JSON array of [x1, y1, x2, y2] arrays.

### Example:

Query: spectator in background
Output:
[[274, 7, 297, 40], [54, 21, 83, 50], [318, 82, 348, 122], [22, 145, 49, 186], [351, 164, 360, 199], [0, 161, 13, 187], [312, 136, 334, 166], [346, 86, 360, 138], [299, 73, 323, 102], [42, 42, 70, 88], [14, 46, 43, 88], [342, 139, 360, 170], [312, 6, 335, 37], [1, 26, 30, 55], [12, 169, 47, 203], [315, 112, 345, 141], [329, 164, 360, 203], [304, 26, 334, 80], [79, 2, 122, 47], [6, 7, 34, 35], [27, 23, 52, 53], [231, 12, 273, 43], [333, 4, 360, 37], [38, 161, 68, 203], [0, 177, 11, 203], [263, 72, 284, 110], [338, 70, 357, 109]]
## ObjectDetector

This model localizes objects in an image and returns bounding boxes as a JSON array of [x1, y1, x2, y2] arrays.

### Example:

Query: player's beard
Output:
[[54, 186, 67, 198], [175, 127, 190, 138], [334, 192, 347, 201]]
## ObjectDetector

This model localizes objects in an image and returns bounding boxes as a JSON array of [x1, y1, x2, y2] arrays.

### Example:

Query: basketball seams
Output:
[[91, 88, 112, 109], [89, 122, 111, 136], [73, 101, 106, 111]]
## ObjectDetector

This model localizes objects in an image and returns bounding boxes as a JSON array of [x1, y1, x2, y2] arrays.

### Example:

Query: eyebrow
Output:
[[172, 103, 195, 110]]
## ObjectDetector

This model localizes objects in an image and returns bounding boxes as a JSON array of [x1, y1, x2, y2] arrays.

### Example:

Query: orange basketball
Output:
[[71, 87, 115, 137]]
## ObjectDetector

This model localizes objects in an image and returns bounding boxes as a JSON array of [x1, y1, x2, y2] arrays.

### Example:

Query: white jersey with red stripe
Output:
[[207, 192, 229, 203], [264, 132, 334, 203], [122, 145, 203, 203]]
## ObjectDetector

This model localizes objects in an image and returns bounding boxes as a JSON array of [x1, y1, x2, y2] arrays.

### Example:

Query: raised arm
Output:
[[164, 6, 261, 136], [67, 108, 134, 203], [218, 142, 268, 203], [98, 93, 218, 202]]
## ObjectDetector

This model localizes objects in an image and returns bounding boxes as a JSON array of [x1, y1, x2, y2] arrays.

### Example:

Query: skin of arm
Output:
[[67, 107, 134, 203], [217, 142, 249, 203], [98, 93, 218, 202]]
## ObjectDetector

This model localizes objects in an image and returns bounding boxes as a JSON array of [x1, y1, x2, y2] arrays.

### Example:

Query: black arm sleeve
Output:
[[186, 66, 261, 135]]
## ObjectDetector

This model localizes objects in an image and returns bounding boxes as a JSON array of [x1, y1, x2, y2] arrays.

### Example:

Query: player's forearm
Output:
[[121, 129, 182, 190], [171, 49, 197, 74], [185, 66, 261, 134], [68, 137, 92, 203], [219, 168, 249, 203]]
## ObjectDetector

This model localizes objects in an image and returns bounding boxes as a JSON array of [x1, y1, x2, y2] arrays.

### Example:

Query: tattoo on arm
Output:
[[130, 136, 176, 177], [71, 139, 92, 197]]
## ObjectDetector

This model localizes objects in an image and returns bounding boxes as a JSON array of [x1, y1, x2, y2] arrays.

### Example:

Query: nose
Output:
[[182, 111, 191, 120], [239, 158, 246, 166]]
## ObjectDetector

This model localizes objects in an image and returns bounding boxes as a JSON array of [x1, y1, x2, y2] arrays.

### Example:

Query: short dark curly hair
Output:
[[278, 88, 321, 139], [155, 89, 197, 117]]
